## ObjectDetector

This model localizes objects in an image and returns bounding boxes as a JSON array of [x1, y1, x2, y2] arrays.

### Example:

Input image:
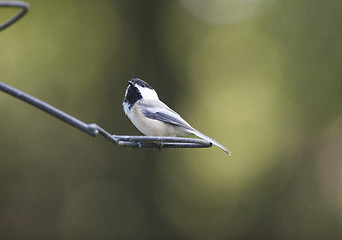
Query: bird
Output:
[[122, 78, 231, 155]]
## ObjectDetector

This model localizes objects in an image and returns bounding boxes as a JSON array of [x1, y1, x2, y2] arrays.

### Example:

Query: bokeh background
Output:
[[1, 0, 342, 239]]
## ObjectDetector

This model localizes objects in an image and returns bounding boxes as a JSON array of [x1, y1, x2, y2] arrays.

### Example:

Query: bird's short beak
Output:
[[128, 80, 134, 86]]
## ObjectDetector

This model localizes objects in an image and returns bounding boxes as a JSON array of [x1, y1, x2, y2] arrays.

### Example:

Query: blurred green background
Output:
[[1, 0, 342, 239]]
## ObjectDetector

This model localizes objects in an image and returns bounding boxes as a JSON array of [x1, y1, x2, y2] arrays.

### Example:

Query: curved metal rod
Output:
[[0, 81, 212, 150], [0, 1, 29, 31], [0, 82, 99, 136]]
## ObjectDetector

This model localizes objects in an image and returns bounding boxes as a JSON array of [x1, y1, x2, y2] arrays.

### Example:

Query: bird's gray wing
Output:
[[140, 100, 232, 155], [140, 100, 193, 130]]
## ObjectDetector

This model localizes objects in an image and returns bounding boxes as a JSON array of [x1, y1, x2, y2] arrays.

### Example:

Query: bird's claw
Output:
[[157, 142, 164, 151], [134, 141, 142, 149]]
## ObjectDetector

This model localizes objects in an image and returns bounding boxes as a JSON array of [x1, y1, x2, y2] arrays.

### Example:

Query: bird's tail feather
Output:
[[192, 130, 232, 156]]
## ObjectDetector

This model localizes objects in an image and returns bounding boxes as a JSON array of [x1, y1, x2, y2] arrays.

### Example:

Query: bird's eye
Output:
[[142, 84, 145, 87]]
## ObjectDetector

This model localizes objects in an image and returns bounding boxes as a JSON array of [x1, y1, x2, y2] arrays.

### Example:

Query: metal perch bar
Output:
[[114, 136, 211, 148], [0, 82, 212, 150]]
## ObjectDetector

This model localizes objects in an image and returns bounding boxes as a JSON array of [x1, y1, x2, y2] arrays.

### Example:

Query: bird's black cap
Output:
[[129, 78, 153, 90]]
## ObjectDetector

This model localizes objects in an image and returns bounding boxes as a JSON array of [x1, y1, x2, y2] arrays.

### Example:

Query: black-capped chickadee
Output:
[[123, 78, 231, 155]]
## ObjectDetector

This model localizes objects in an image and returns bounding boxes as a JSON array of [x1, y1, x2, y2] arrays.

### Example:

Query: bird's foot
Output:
[[133, 141, 142, 149], [156, 141, 164, 151]]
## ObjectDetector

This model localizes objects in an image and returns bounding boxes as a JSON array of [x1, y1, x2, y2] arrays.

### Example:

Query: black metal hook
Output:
[[0, 1, 29, 31]]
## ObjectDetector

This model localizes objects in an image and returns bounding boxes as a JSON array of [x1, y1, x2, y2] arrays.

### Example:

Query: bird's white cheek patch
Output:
[[137, 86, 159, 100]]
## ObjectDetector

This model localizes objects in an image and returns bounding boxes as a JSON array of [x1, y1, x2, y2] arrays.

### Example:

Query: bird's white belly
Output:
[[126, 103, 181, 136]]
